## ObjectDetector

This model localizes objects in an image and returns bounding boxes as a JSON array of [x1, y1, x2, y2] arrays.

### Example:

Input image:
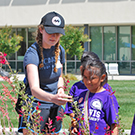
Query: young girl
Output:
[[65, 52, 119, 135], [18, 11, 72, 135]]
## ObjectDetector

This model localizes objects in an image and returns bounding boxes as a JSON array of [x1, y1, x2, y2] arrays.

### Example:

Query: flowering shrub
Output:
[[0, 52, 43, 134], [0, 52, 70, 135], [0, 52, 17, 134], [0, 52, 124, 135], [0, 52, 8, 64]]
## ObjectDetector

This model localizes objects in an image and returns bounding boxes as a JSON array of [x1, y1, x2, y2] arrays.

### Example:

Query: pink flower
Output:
[[46, 118, 53, 125], [56, 116, 62, 121], [110, 91, 116, 96], [95, 125, 99, 130], [63, 132, 66, 135], [3, 53, 7, 57], [77, 117, 80, 121], [106, 89, 111, 92], [0, 59, 5, 64], [36, 106, 39, 110], [37, 102, 41, 106], [19, 114, 22, 117], [50, 119, 53, 125], [67, 80, 70, 83], [111, 131, 114, 133], [58, 108, 65, 119], [63, 86, 66, 89], [51, 127, 56, 132], [46, 118, 53, 129], [81, 117, 84, 120], [40, 116, 44, 121]]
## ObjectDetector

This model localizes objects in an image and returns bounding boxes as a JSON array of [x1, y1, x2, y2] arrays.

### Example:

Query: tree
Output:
[[60, 25, 90, 74], [0, 25, 23, 56]]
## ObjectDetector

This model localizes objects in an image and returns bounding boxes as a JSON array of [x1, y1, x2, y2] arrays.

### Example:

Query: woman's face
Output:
[[40, 28, 61, 48]]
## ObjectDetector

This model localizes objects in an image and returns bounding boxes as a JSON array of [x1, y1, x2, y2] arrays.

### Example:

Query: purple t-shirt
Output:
[[65, 81, 119, 135], [131, 114, 135, 135]]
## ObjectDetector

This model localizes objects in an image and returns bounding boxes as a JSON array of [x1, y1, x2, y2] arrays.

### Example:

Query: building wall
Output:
[[1, 0, 135, 75], [0, 0, 135, 27]]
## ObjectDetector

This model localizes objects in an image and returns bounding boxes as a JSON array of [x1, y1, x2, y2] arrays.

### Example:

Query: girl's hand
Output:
[[71, 127, 78, 135], [71, 118, 78, 135], [111, 123, 118, 135], [52, 93, 72, 105]]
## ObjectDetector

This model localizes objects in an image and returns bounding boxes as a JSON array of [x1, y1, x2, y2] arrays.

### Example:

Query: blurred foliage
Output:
[[63, 73, 78, 81], [60, 25, 91, 60], [60, 25, 91, 74], [0, 25, 23, 56]]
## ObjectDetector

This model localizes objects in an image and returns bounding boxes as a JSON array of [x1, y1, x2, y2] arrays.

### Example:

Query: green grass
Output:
[[0, 80, 135, 130], [108, 80, 135, 130]]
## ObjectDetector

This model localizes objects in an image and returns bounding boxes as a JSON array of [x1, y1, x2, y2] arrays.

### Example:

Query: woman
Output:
[[18, 11, 72, 135]]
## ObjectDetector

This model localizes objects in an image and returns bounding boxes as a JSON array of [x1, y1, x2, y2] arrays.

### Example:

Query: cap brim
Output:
[[44, 26, 65, 35]]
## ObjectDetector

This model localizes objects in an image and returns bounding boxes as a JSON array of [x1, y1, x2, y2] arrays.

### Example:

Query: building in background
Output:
[[1, 0, 135, 75]]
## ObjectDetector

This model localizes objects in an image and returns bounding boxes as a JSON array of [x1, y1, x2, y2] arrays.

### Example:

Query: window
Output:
[[118, 26, 130, 61], [103, 26, 116, 60], [117, 26, 130, 74], [118, 62, 130, 74], [90, 27, 102, 59], [28, 28, 37, 47], [17, 28, 27, 57], [131, 26, 135, 60]]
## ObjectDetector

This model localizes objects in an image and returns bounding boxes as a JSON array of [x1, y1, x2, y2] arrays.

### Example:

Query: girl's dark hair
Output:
[[36, 24, 60, 72], [81, 51, 107, 86]]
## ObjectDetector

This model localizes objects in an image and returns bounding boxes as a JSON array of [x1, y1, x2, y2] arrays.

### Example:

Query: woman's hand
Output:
[[57, 87, 65, 94], [52, 93, 72, 106]]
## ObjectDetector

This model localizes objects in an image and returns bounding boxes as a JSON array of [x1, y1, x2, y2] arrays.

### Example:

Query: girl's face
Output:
[[82, 68, 105, 93], [40, 28, 61, 48]]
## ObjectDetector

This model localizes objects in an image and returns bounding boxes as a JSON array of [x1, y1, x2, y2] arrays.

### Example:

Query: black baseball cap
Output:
[[40, 11, 65, 35]]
